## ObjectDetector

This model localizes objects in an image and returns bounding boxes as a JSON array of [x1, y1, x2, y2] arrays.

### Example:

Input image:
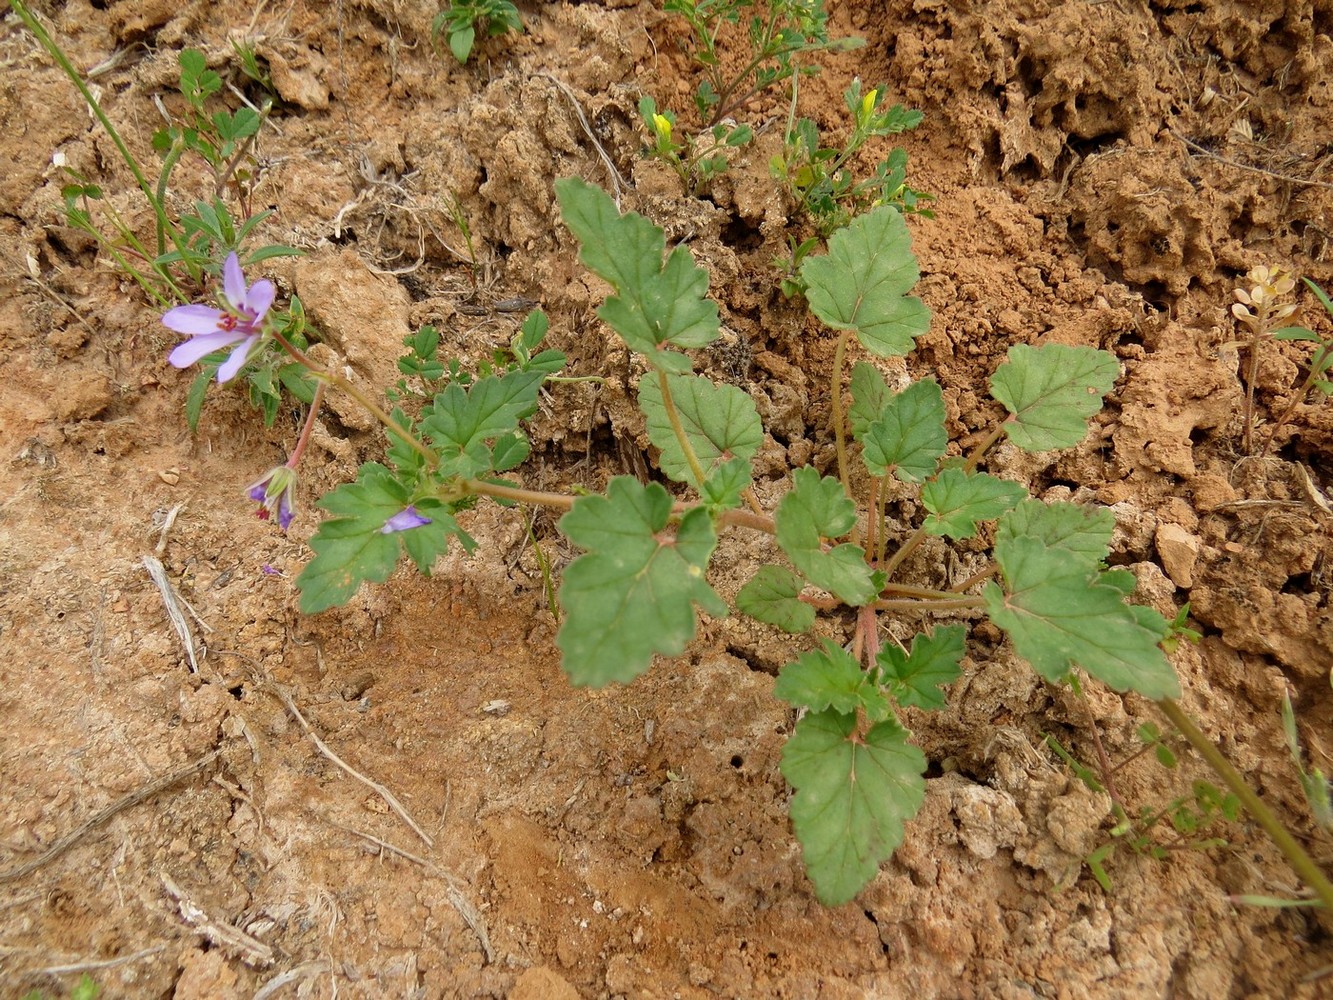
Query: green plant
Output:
[[161, 178, 1333, 910], [279, 180, 1164, 900], [1232, 267, 1333, 455], [664, 0, 859, 126], [22, 975, 100, 1000], [432, 0, 523, 64], [773, 79, 932, 236], [1283, 688, 1332, 833], [14, 3, 298, 304], [639, 95, 754, 193], [1048, 725, 1242, 892]]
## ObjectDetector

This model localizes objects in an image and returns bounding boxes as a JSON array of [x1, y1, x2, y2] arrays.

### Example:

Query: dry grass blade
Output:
[[161, 873, 274, 967], [335, 823, 494, 964], [268, 683, 435, 848], [0, 750, 222, 884], [142, 553, 202, 672]]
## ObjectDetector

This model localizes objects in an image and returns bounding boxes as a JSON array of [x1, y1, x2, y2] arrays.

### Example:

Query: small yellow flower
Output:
[[860, 88, 878, 122], [652, 113, 673, 142]]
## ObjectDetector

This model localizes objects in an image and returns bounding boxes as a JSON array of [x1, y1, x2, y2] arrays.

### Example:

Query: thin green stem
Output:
[[875, 597, 983, 613], [830, 327, 852, 496], [465, 479, 575, 511], [12, 0, 189, 278], [880, 524, 927, 580], [879, 582, 967, 601], [155, 138, 187, 259], [1156, 698, 1333, 911], [657, 368, 710, 488], [270, 332, 436, 469], [964, 423, 1007, 473]]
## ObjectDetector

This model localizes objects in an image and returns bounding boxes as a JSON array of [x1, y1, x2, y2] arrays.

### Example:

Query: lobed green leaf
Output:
[[876, 624, 966, 710], [996, 499, 1114, 566], [984, 535, 1180, 699], [419, 370, 545, 478], [555, 178, 719, 367], [921, 468, 1026, 539], [782, 709, 926, 905], [297, 464, 466, 614], [557, 478, 726, 687], [800, 205, 930, 357], [989, 344, 1118, 451], [857, 377, 947, 482], [775, 467, 878, 606], [774, 640, 888, 718], [638, 372, 762, 490], [736, 565, 815, 633]]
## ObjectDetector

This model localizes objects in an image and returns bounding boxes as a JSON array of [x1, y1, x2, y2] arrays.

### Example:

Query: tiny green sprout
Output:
[[432, 0, 523, 64], [639, 96, 752, 193]]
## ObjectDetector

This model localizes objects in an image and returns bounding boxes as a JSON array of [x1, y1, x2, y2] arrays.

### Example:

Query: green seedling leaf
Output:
[[984, 535, 1180, 699], [800, 204, 930, 357], [857, 377, 946, 482], [557, 478, 726, 686], [701, 456, 752, 511], [775, 640, 888, 717], [555, 177, 719, 368], [848, 361, 891, 437], [638, 373, 762, 489], [736, 565, 815, 634], [782, 709, 926, 905], [297, 464, 465, 614], [419, 370, 545, 477], [990, 344, 1119, 451], [997, 499, 1114, 566], [776, 467, 878, 606], [921, 469, 1026, 539], [875, 624, 966, 710]]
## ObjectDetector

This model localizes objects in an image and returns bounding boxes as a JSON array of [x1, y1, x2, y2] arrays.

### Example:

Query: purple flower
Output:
[[381, 505, 432, 534], [164, 252, 275, 383], [246, 465, 297, 532]]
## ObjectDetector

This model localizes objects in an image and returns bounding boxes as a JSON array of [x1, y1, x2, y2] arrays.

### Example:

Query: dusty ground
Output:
[[1, 0, 1332, 997]]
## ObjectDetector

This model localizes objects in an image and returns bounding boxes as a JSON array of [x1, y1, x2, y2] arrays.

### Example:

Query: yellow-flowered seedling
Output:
[[638, 96, 754, 193], [1231, 266, 1333, 455], [770, 79, 932, 295]]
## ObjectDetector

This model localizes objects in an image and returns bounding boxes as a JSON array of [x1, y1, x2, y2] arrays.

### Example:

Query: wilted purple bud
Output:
[[245, 465, 298, 531]]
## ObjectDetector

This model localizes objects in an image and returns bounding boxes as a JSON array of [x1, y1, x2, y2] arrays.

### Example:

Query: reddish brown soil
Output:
[[1, 1, 1331, 997]]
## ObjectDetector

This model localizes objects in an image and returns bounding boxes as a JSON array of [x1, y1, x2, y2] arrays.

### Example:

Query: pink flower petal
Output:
[[163, 303, 228, 335], [222, 252, 246, 308], [168, 330, 245, 368], [245, 278, 276, 321], [216, 335, 260, 382]]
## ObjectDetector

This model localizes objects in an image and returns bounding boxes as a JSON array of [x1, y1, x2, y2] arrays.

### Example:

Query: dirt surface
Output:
[[2, 0, 1332, 997]]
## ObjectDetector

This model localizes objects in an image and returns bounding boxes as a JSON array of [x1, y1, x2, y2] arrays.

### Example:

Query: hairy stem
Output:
[[880, 524, 927, 580], [287, 380, 325, 467], [657, 368, 710, 488], [1157, 697, 1333, 910], [830, 327, 853, 496], [963, 422, 1007, 473]]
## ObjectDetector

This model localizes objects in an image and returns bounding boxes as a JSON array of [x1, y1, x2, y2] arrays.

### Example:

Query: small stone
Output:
[[1188, 474, 1236, 512], [1155, 522, 1200, 589], [159, 468, 180, 486]]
